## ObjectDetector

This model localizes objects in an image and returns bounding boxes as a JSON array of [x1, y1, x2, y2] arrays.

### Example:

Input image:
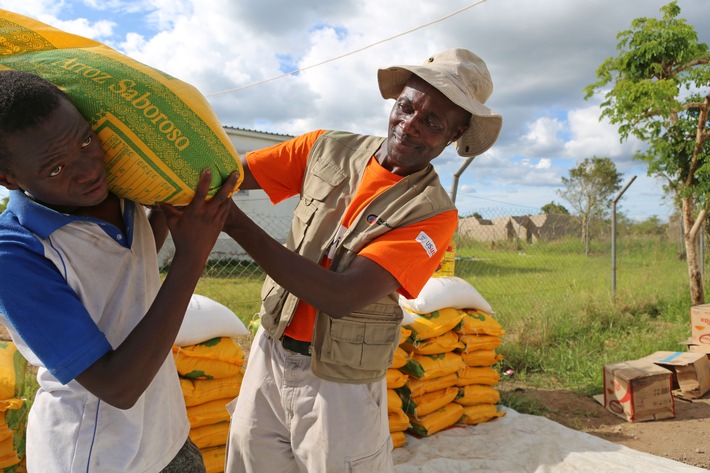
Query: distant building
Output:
[[458, 213, 578, 244], [158, 127, 295, 265]]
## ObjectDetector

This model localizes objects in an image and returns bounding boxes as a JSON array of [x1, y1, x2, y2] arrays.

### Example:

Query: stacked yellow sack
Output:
[[431, 240, 456, 278], [387, 327, 412, 448], [0, 341, 34, 473], [396, 276, 506, 438], [453, 309, 506, 426], [173, 337, 245, 473], [398, 308, 466, 437]]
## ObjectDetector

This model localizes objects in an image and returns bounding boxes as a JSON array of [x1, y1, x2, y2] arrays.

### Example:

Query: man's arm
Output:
[[148, 206, 169, 252], [75, 170, 238, 409], [236, 154, 261, 190], [223, 201, 400, 319]]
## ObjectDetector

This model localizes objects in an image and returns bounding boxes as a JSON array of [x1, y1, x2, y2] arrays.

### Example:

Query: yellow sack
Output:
[[180, 374, 242, 407], [455, 310, 505, 337], [386, 369, 409, 390], [0, 422, 11, 444], [400, 330, 463, 355], [200, 445, 226, 473], [0, 398, 26, 468], [391, 431, 407, 448], [408, 402, 464, 437], [388, 408, 410, 433], [0, 449, 20, 470], [173, 337, 245, 380], [402, 386, 460, 418], [401, 352, 464, 380], [0, 436, 16, 462], [456, 366, 500, 387], [0, 9, 243, 205], [400, 372, 458, 398], [400, 327, 412, 343], [390, 346, 409, 369], [403, 308, 466, 342], [455, 385, 500, 406], [432, 240, 456, 278], [189, 421, 230, 450], [0, 342, 26, 400], [458, 404, 506, 425], [186, 397, 232, 429], [460, 349, 503, 367], [458, 334, 502, 352], [387, 388, 402, 412]]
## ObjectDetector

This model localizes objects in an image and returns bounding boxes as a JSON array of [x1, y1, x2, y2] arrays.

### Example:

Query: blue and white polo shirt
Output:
[[0, 190, 189, 472]]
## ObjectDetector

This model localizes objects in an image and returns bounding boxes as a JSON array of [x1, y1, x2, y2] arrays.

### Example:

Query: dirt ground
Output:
[[499, 381, 710, 470]]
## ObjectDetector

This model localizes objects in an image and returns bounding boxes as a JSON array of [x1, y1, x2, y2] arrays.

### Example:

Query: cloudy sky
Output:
[[1, 0, 709, 220]]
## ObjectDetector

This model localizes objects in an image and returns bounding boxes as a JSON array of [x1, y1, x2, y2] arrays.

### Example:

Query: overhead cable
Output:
[[205, 0, 487, 96]]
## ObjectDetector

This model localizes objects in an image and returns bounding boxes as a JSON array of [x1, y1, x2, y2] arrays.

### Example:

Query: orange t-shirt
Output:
[[246, 130, 458, 342]]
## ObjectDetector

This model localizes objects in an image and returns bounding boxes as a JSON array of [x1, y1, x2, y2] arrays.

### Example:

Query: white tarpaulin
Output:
[[392, 407, 707, 472]]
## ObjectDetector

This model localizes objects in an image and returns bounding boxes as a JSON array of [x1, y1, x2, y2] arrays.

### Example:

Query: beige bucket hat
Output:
[[377, 48, 503, 157]]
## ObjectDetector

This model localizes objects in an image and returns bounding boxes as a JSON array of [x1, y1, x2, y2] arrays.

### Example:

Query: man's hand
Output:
[[158, 169, 238, 265]]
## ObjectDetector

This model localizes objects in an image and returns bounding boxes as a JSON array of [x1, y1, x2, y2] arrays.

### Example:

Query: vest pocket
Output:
[[320, 318, 397, 371], [292, 198, 317, 251]]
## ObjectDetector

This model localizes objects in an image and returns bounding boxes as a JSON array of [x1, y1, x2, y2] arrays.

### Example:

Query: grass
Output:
[[19, 234, 696, 418], [455, 235, 696, 402], [181, 235, 701, 408]]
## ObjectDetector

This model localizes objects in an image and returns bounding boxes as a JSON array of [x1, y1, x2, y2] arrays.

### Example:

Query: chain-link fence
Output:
[[162, 207, 696, 328]]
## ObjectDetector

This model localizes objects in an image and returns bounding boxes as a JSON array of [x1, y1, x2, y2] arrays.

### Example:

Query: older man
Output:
[[224, 48, 503, 473]]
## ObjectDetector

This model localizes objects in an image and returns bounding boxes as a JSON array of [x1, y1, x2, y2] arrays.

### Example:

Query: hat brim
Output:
[[377, 65, 502, 157]]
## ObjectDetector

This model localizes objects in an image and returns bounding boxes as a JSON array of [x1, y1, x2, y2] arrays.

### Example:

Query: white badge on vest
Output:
[[416, 231, 437, 258]]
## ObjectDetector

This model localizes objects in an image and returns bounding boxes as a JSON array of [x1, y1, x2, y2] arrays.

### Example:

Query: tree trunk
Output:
[[681, 197, 705, 305], [581, 215, 590, 256]]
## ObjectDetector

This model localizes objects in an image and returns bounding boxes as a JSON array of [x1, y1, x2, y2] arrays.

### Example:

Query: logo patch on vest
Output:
[[366, 214, 394, 229], [416, 231, 437, 257]]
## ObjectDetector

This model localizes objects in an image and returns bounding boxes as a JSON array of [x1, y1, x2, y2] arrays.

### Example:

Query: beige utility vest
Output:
[[259, 130, 456, 383]]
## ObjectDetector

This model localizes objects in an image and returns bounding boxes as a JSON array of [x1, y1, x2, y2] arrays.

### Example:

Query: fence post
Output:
[[611, 176, 637, 301], [450, 157, 475, 204]]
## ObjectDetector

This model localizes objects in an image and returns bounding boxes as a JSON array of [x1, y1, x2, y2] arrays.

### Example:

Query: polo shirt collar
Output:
[[7, 190, 134, 245], [7, 190, 77, 239]]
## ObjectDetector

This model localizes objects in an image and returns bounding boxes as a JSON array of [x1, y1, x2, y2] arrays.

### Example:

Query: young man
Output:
[[0, 70, 238, 472], [223, 48, 503, 472]]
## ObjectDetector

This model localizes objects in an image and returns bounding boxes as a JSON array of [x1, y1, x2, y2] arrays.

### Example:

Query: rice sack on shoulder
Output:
[[0, 9, 243, 205]]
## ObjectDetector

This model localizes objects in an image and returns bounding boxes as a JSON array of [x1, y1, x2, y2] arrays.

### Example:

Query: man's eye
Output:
[[49, 165, 64, 177], [426, 119, 444, 130], [397, 102, 412, 113], [81, 136, 93, 148]]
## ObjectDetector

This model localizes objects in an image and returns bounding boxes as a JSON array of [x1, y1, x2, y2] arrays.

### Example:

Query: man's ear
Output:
[[450, 126, 468, 145], [0, 171, 20, 190]]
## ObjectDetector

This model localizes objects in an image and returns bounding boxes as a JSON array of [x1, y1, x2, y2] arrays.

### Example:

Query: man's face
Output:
[[379, 75, 471, 176], [0, 97, 108, 213]]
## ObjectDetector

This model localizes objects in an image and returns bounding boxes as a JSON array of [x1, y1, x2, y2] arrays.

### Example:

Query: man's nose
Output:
[[75, 154, 104, 183]]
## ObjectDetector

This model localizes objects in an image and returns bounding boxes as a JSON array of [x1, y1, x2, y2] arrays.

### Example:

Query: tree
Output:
[[540, 201, 570, 215], [557, 157, 622, 255], [0, 197, 6, 214], [584, 1, 710, 304]]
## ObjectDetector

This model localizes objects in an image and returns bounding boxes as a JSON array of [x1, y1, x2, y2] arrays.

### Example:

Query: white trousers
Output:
[[225, 326, 393, 473]]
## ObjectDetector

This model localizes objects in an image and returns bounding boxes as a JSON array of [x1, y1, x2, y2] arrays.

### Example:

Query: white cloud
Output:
[[1, 0, 708, 218], [521, 117, 565, 156], [564, 106, 639, 160]]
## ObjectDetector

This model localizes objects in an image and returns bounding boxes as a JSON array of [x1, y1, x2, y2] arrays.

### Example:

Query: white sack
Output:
[[399, 276, 493, 314], [175, 294, 249, 346]]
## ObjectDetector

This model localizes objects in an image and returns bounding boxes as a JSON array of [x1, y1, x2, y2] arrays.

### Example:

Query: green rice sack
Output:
[[0, 9, 243, 205]]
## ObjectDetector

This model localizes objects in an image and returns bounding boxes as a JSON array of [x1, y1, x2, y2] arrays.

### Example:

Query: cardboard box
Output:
[[603, 359, 675, 422], [690, 304, 710, 345], [645, 351, 710, 399], [688, 344, 710, 357]]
